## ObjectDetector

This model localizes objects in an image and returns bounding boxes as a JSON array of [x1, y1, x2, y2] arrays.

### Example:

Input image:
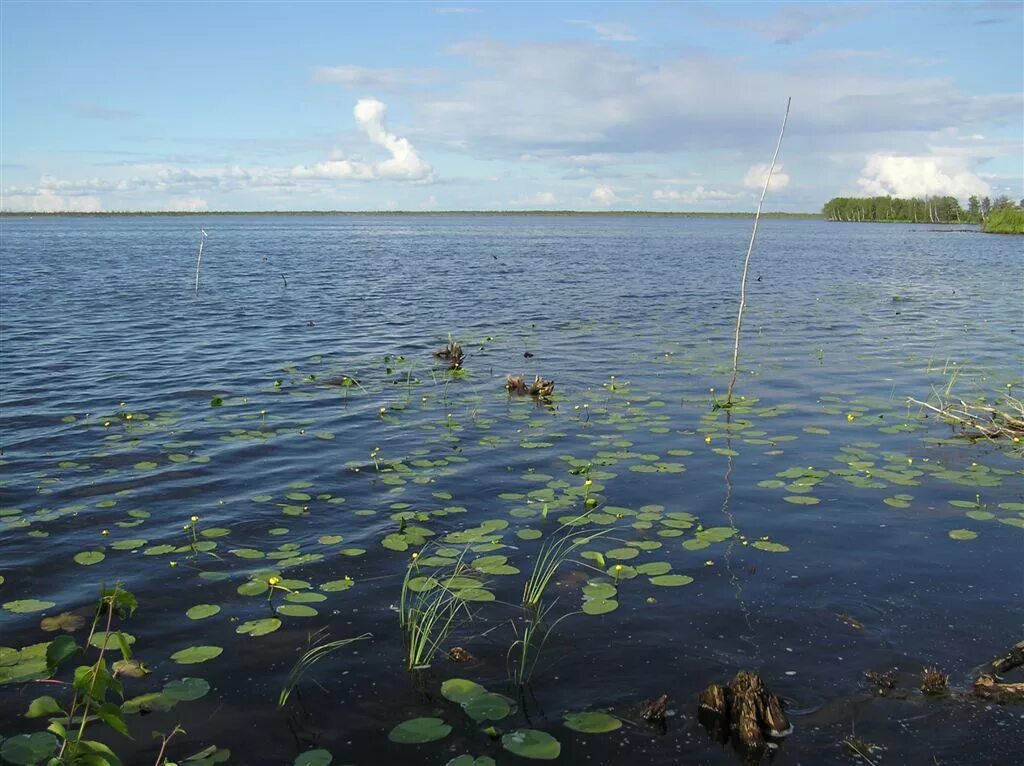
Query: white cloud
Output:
[[652, 186, 741, 204], [510, 191, 556, 206], [743, 162, 790, 191], [312, 66, 434, 90], [167, 196, 209, 212], [567, 19, 637, 42], [2, 190, 102, 212], [856, 154, 991, 198], [589, 184, 616, 205], [292, 98, 435, 182]]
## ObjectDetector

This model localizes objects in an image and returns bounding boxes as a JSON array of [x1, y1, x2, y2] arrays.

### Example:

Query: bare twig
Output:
[[908, 392, 1024, 440], [726, 97, 791, 407]]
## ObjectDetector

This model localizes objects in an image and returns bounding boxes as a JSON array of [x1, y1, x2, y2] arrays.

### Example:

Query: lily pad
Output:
[[186, 604, 221, 620], [649, 574, 694, 587], [388, 717, 452, 744], [294, 750, 332, 766], [582, 598, 618, 615], [948, 529, 978, 541], [171, 645, 223, 664], [563, 711, 622, 733], [237, 618, 281, 636], [3, 599, 55, 614], [502, 729, 561, 760]]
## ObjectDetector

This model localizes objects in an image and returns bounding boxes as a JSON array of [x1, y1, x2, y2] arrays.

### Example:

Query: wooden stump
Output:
[[698, 671, 792, 751]]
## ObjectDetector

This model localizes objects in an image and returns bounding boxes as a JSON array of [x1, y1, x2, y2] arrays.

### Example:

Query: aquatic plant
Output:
[[506, 600, 577, 688], [399, 549, 473, 671], [521, 521, 609, 610], [277, 630, 372, 708]]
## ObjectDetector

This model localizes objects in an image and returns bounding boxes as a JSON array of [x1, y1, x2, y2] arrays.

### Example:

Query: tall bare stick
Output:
[[194, 228, 208, 294], [725, 97, 791, 407]]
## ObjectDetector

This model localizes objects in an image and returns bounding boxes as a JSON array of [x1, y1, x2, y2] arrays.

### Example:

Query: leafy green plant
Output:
[[278, 630, 372, 708], [17, 584, 138, 765]]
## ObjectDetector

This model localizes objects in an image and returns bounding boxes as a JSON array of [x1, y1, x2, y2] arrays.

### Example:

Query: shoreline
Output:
[[0, 209, 823, 219]]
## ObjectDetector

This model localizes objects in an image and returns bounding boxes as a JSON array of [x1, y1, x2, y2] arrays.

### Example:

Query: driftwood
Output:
[[908, 392, 1024, 440], [698, 671, 792, 751], [989, 639, 1024, 675], [973, 674, 1024, 703], [639, 694, 668, 722]]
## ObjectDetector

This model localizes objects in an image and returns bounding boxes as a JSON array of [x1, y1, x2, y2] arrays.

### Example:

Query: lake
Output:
[[0, 215, 1021, 765]]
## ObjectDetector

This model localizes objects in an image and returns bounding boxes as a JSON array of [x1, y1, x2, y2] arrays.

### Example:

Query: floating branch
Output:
[[908, 392, 1024, 440]]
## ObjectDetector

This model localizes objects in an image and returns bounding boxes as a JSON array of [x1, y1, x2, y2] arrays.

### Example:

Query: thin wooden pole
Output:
[[725, 97, 791, 407], [194, 229, 207, 294]]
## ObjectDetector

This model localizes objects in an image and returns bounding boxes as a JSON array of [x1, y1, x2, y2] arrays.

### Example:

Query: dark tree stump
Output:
[[698, 671, 792, 751], [989, 640, 1024, 675]]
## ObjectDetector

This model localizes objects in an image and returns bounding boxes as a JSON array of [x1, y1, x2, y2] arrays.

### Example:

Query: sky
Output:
[[1, 1, 1022, 213]]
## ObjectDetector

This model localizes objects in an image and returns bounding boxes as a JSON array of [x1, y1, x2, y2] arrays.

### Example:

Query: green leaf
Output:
[[294, 750, 333, 766], [0, 731, 59, 765], [97, 701, 130, 736], [501, 729, 561, 760], [563, 711, 622, 733], [752, 541, 790, 553], [186, 604, 221, 620], [170, 645, 223, 664], [73, 550, 106, 566], [46, 635, 80, 674], [25, 695, 63, 718], [276, 604, 318, 618], [440, 678, 486, 704], [3, 599, 56, 614], [948, 529, 977, 540], [163, 677, 210, 702], [236, 618, 281, 636], [388, 717, 452, 744], [463, 692, 512, 722], [582, 598, 617, 615], [649, 574, 695, 587]]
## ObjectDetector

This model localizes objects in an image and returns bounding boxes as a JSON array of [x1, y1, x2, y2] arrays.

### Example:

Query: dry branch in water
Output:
[[908, 392, 1024, 440]]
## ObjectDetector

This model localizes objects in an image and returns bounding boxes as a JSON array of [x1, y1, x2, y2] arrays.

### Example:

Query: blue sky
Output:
[[2, 1, 1021, 212]]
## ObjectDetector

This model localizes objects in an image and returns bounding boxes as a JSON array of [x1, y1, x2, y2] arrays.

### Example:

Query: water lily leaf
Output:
[[751, 541, 790, 553], [40, 612, 86, 632], [635, 562, 671, 576], [321, 578, 355, 592], [605, 547, 639, 561], [163, 677, 210, 701], [582, 582, 617, 600], [4, 599, 55, 614], [446, 756, 496, 766], [563, 711, 622, 733], [294, 750, 333, 766], [237, 618, 281, 636], [783, 495, 820, 505], [649, 574, 694, 587], [406, 576, 439, 593], [0, 731, 59, 765], [948, 529, 977, 541], [501, 729, 561, 760], [277, 604, 318, 618], [582, 598, 618, 615], [463, 692, 512, 722], [171, 645, 223, 664], [388, 717, 452, 744], [186, 604, 221, 620], [112, 658, 150, 678], [441, 678, 486, 704]]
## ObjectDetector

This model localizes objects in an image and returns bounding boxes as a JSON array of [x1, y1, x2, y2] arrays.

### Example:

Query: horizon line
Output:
[[0, 209, 823, 217]]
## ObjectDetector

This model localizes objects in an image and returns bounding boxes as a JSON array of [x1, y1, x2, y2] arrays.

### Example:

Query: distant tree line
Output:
[[822, 195, 1023, 224]]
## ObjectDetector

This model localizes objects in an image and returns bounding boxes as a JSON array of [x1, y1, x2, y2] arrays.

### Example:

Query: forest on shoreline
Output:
[[822, 194, 1023, 227]]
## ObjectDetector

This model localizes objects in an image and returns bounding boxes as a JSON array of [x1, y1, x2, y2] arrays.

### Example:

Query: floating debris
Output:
[[505, 375, 528, 395], [863, 668, 897, 695], [447, 646, 475, 664], [639, 694, 669, 721], [920, 667, 949, 695]]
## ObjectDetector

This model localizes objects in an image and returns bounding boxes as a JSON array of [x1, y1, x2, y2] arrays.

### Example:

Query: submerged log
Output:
[[972, 673, 1024, 704]]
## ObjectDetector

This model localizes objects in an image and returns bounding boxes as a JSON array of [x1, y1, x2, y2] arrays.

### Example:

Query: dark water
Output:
[[1, 215, 1021, 765]]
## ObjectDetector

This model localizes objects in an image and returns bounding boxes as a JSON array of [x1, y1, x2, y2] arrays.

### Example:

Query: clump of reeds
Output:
[[505, 374, 555, 400], [278, 630, 372, 708], [399, 549, 473, 671], [920, 667, 949, 695], [909, 391, 1024, 440]]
